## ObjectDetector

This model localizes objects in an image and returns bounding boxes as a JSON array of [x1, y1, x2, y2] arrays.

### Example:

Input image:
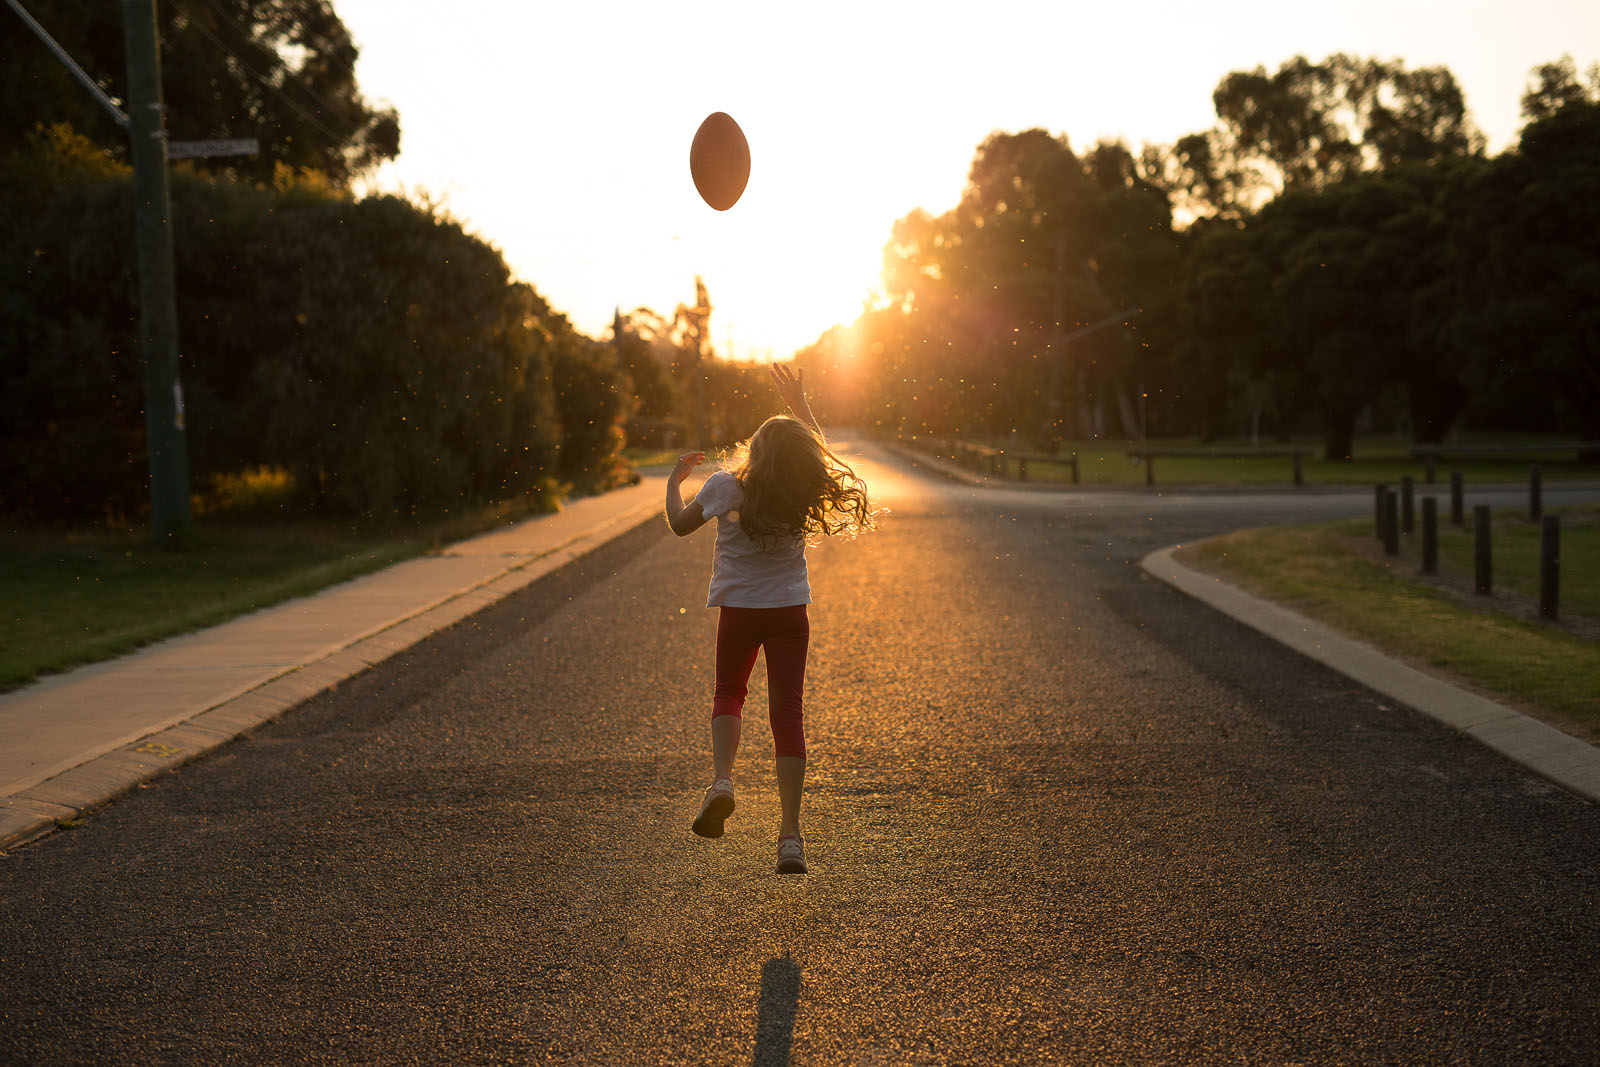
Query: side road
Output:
[[890, 438, 1600, 803], [0, 478, 668, 850], [1142, 547, 1600, 804]]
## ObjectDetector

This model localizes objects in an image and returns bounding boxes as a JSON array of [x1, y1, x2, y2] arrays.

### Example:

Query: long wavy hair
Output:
[[721, 416, 874, 550]]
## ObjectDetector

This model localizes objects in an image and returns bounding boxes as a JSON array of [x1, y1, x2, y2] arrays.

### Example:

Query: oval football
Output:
[[690, 112, 751, 211]]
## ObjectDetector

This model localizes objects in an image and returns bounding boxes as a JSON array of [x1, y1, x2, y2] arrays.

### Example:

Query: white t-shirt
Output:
[[693, 469, 811, 608]]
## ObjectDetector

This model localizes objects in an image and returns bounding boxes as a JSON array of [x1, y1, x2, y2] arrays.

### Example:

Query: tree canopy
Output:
[[2, 0, 398, 184], [1175, 53, 1482, 219], [797, 54, 1598, 460]]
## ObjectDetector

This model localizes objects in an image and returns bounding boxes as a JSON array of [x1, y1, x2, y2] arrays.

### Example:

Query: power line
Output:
[[4, 0, 128, 127], [307, 0, 479, 163], [190, 0, 483, 185], [167, 0, 362, 147], [192, 0, 364, 89]]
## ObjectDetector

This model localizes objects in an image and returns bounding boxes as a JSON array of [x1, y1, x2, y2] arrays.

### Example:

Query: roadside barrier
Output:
[[899, 438, 1079, 484], [1373, 469, 1565, 619], [1126, 447, 1312, 487]]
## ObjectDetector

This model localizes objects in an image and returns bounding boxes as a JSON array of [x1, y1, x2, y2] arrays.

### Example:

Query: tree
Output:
[[609, 310, 669, 418], [1451, 98, 1600, 453], [1520, 55, 1600, 123], [672, 277, 713, 445], [1177, 218, 1292, 441], [871, 130, 1177, 443], [1175, 54, 1482, 217], [2, 0, 398, 185], [0, 127, 565, 521], [552, 338, 630, 492]]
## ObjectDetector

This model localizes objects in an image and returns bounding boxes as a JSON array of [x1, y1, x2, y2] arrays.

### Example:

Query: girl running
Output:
[[664, 364, 873, 874]]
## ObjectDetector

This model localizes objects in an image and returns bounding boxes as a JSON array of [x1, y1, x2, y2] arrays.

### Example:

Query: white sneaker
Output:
[[691, 778, 736, 838], [775, 834, 807, 874]]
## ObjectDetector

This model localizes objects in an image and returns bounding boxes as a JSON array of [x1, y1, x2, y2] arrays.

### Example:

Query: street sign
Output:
[[166, 138, 259, 159]]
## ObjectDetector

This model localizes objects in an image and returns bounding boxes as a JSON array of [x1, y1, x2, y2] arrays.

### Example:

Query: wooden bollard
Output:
[[1530, 464, 1542, 522], [1539, 515, 1560, 619], [1421, 497, 1438, 575], [1383, 490, 1400, 556], [1401, 475, 1414, 534], [1450, 471, 1464, 527], [1474, 505, 1492, 595], [1374, 484, 1388, 540], [1293, 453, 1304, 487]]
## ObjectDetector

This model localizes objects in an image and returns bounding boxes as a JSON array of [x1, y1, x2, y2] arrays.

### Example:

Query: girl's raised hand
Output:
[[669, 450, 705, 486], [771, 362, 805, 410]]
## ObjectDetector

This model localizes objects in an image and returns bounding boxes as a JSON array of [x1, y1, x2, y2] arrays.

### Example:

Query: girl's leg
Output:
[[775, 757, 805, 840], [712, 607, 761, 780], [763, 606, 811, 838], [712, 716, 742, 783]]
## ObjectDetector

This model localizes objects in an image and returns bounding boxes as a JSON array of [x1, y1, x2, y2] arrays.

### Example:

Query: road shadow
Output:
[[751, 955, 802, 1066]]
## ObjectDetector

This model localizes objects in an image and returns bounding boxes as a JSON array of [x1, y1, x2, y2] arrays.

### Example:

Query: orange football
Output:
[[690, 112, 751, 211]]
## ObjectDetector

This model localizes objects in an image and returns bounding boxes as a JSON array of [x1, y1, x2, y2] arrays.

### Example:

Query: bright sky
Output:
[[335, 0, 1597, 362]]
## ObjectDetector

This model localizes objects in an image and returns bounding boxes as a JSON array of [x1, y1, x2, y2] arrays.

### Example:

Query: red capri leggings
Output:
[[712, 605, 810, 759]]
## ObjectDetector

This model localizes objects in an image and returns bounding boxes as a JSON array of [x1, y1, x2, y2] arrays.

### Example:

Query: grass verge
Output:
[[623, 447, 683, 467], [0, 494, 561, 693], [1178, 503, 1600, 740]]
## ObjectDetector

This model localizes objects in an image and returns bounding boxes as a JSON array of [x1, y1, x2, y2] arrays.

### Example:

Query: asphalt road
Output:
[[3, 446, 1598, 1065]]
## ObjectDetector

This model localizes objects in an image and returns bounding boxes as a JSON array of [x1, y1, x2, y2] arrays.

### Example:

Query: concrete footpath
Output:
[[0, 477, 668, 851], [1142, 546, 1600, 804]]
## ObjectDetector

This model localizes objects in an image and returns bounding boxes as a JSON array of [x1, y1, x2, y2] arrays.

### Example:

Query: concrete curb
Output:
[[878, 442, 985, 485], [1141, 545, 1600, 804], [0, 496, 665, 852]]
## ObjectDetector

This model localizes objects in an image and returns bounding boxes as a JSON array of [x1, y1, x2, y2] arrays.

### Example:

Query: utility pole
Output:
[[121, 0, 191, 539]]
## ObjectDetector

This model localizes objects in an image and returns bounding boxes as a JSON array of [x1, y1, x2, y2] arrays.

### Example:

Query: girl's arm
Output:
[[665, 451, 710, 536], [771, 364, 820, 434]]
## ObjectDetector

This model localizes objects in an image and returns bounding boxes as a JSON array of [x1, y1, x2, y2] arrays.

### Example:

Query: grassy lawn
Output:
[[0, 495, 560, 693], [905, 434, 1600, 488], [622, 447, 681, 468], [1180, 503, 1600, 738], [1432, 507, 1600, 619]]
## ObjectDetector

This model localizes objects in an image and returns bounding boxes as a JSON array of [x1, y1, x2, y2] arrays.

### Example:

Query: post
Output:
[[1401, 475, 1414, 534], [1421, 497, 1438, 575], [1144, 454, 1154, 488], [1383, 489, 1399, 556], [1292, 453, 1304, 487], [1529, 463, 1542, 522], [1374, 484, 1388, 540], [1450, 471, 1464, 527], [1539, 516, 1560, 620], [1474, 506, 1492, 595], [122, 0, 191, 540]]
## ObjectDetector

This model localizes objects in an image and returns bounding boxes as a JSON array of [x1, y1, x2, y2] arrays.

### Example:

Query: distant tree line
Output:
[[796, 55, 1600, 460], [612, 281, 781, 455]]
